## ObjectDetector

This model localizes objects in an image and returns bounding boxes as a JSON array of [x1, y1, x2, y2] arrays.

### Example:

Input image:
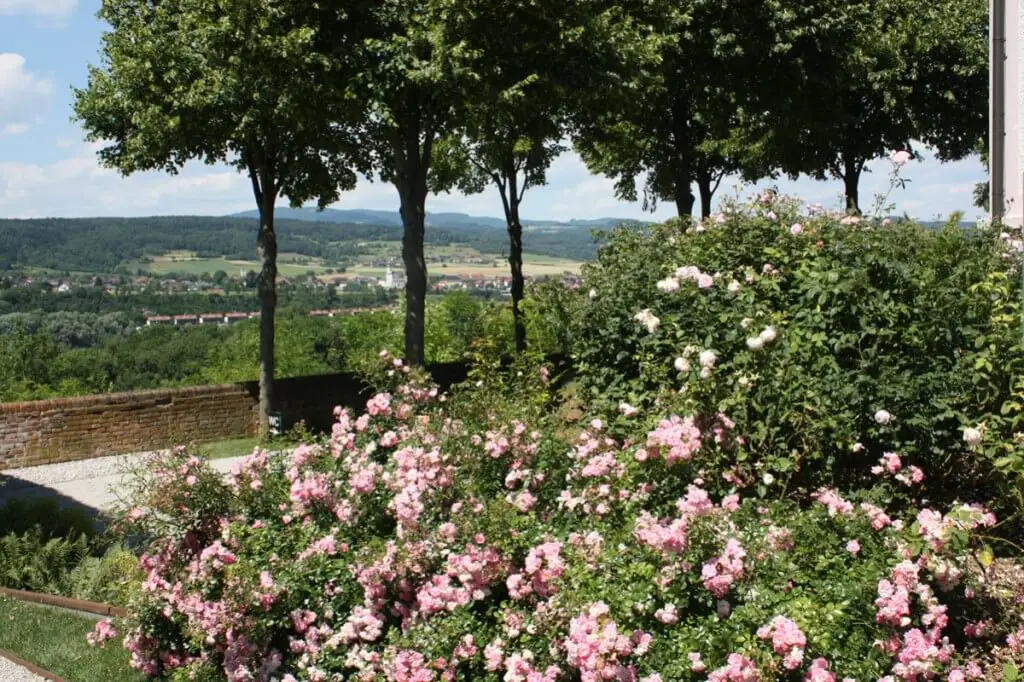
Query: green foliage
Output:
[[0, 496, 137, 605], [0, 294, 512, 400], [572, 0, 783, 217], [521, 279, 587, 357], [201, 315, 348, 384], [742, 0, 987, 211], [572, 198, 1024, 520]]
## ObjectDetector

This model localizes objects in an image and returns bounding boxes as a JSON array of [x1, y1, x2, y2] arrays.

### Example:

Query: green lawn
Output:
[[0, 598, 144, 682], [141, 255, 329, 277], [199, 436, 298, 460]]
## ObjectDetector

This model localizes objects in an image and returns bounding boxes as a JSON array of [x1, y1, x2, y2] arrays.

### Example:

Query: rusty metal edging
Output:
[[0, 587, 126, 618]]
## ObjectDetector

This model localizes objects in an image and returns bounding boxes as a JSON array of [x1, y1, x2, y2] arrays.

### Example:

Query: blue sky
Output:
[[1, 0, 988, 222]]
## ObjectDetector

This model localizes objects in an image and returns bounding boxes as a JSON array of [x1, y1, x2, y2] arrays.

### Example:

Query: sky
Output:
[[0, 0, 989, 223]]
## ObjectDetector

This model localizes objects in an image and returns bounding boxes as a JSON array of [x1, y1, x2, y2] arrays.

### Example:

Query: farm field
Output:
[[133, 251, 329, 277], [132, 246, 582, 280]]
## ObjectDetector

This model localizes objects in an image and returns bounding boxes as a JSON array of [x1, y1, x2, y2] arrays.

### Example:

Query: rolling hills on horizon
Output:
[[228, 206, 645, 231], [0, 211, 641, 273]]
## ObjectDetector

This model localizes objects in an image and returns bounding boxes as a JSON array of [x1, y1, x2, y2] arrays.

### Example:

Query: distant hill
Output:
[[229, 206, 642, 231], [0, 213, 646, 273]]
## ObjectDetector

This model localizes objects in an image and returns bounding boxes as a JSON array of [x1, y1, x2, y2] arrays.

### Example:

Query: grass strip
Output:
[[0, 597, 143, 682]]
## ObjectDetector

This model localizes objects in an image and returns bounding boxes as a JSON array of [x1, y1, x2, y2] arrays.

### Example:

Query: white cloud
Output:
[[0, 0, 75, 17], [1, 123, 29, 136], [0, 54, 54, 136]]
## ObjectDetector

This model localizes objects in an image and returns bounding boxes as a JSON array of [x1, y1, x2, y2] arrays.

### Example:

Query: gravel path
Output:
[[0, 655, 46, 682], [2, 450, 170, 489], [0, 449, 291, 513]]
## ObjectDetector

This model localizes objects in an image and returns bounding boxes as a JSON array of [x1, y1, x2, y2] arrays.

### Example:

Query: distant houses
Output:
[[146, 312, 262, 326], [144, 307, 388, 327]]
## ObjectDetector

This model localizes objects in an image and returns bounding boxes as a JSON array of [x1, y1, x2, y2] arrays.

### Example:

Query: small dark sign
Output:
[[268, 412, 284, 436]]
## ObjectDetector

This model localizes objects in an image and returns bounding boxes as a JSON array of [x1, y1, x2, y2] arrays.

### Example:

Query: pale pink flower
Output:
[[890, 149, 912, 166]]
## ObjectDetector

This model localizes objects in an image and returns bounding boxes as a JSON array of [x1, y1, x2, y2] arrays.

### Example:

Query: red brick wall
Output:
[[0, 383, 259, 469], [0, 361, 480, 470]]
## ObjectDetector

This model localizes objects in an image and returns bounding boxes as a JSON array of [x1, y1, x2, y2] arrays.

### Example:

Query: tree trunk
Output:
[[842, 152, 863, 214], [492, 159, 528, 354], [399, 184, 428, 366], [674, 183, 696, 219], [503, 174, 527, 354], [671, 99, 695, 220], [697, 172, 714, 220], [256, 184, 277, 435]]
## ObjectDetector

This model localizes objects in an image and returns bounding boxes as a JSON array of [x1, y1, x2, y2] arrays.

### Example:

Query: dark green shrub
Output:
[[0, 496, 99, 539]]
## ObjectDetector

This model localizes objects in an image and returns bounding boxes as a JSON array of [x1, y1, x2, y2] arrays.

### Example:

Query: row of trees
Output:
[[0, 293, 510, 403], [74, 0, 986, 428]]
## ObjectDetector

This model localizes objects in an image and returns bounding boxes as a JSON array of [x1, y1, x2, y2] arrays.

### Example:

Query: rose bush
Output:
[[570, 194, 1024, 523], [96, 355, 1017, 681]]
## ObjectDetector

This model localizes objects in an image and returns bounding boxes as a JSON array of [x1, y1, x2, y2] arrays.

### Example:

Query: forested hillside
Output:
[[0, 215, 632, 272]]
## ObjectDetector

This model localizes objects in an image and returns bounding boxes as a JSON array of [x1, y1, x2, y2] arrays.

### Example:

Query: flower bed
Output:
[[92, 355, 1022, 681]]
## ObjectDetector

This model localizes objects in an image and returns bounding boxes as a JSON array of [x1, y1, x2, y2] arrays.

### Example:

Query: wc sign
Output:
[[268, 412, 284, 437]]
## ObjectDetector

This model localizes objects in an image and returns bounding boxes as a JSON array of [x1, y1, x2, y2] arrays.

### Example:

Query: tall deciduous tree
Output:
[[74, 0, 368, 431], [433, 1, 611, 352], [356, 1, 481, 366], [572, 0, 778, 221], [743, 0, 987, 214]]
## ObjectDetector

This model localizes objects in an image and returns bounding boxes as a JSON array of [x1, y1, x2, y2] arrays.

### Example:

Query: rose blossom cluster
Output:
[[98, 353, 1004, 682], [757, 616, 807, 670], [565, 602, 651, 682], [657, 265, 715, 293], [645, 415, 702, 464], [701, 538, 747, 598], [870, 451, 925, 487], [507, 541, 565, 600]]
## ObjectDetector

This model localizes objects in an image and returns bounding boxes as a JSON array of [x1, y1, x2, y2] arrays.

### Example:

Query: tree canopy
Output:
[[74, 0, 369, 428], [739, 0, 988, 213]]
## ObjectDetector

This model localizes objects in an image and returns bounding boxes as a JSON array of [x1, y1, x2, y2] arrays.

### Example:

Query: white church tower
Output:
[[384, 263, 406, 290]]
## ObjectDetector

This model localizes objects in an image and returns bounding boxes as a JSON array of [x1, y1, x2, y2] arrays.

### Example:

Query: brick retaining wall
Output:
[[0, 383, 260, 469], [0, 362, 473, 470]]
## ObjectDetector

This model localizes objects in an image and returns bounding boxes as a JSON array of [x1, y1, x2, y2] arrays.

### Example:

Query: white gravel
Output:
[[0, 655, 46, 682], [0, 448, 295, 512], [1, 450, 170, 488]]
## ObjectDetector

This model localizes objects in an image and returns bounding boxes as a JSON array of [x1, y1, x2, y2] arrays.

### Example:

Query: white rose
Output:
[[727, 280, 741, 294], [674, 357, 690, 373], [656, 277, 680, 293], [759, 326, 777, 344], [962, 427, 982, 447], [588, 288, 597, 300], [874, 410, 892, 425], [746, 337, 764, 351], [699, 350, 717, 368]]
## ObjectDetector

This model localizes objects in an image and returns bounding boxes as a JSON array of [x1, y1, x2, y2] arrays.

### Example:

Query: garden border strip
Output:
[[0, 647, 66, 682], [0, 588, 126, 618]]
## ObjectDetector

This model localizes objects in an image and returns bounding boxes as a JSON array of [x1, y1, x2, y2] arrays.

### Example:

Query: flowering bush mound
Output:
[[96, 357, 1021, 681], [571, 194, 1024, 521]]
